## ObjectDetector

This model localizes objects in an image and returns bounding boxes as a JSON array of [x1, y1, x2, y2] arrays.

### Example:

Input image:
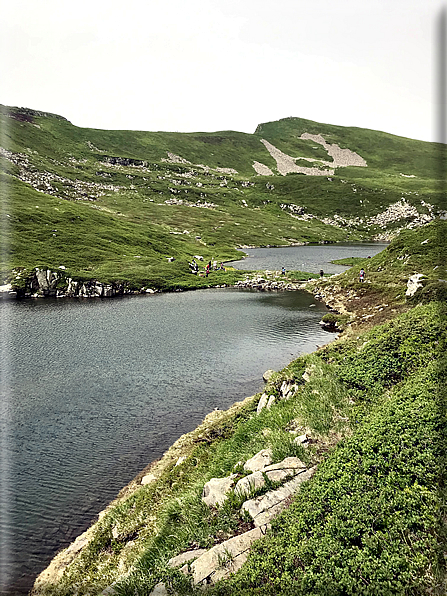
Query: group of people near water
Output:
[[188, 259, 366, 281], [189, 259, 225, 276]]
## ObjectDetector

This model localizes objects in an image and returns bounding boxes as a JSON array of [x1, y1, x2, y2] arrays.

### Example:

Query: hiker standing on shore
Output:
[[359, 268, 365, 282]]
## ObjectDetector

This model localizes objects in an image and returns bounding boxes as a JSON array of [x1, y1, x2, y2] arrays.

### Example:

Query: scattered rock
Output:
[[202, 474, 237, 507], [406, 273, 426, 297], [242, 467, 316, 527], [243, 449, 273, 472], [263, 369, 275, 382], [190, 525, 269, 586]]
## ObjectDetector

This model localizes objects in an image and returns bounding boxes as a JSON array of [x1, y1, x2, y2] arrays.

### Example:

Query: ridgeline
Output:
[[1, 105, 446, 295]]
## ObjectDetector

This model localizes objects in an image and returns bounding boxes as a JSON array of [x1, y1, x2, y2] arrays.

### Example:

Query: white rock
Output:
[[406, 273, 425, 297], [256, 393, 268, 414], [234, 471, 266, 497], [202, 474, 237, 507], [141, 473, 156, 485], [263, 457, 306, 473], [244, 449, 273, 472], [263, 369, 275, 382], [168, 549, 208, 569], [266, 395, 276, 410], [191, 525, 269, 586], [293, 434, 309, 446], [242, 468, 316, 527]]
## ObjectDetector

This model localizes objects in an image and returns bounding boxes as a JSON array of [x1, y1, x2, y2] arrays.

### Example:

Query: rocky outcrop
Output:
[[101, 155, 149, 168], [11, 268, 159, 299], [242, 467, 316, 527], [0, 147, 123, 201], [1, 105, 68, 121], [243, 449, 273, 472], [190, 525, 269, 587], [234, 275, 307, 291], [202, 474, 238, 507], [0, 283, 17, 299], [235, 457, 307, 498], [405, 273, 426, 297]]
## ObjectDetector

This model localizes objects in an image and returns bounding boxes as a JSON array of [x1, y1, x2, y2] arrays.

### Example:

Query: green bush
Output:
[[213, 361, 445, 595]]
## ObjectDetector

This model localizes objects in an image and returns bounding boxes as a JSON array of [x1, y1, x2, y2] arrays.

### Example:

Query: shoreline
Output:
[[30, 279, 337, 593]]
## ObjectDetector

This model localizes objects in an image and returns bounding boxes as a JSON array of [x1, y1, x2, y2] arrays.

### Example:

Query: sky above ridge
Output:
[[1, 0, 445, 142]]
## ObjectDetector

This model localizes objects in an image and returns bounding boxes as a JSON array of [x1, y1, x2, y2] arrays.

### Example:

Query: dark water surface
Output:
[[1, 287, 332, 594], [228, 242, 388, 274]]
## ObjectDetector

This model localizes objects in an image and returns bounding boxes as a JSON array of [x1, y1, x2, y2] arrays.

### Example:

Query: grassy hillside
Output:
[[31, 222, 447, 596], [1, 105, 445, 291]]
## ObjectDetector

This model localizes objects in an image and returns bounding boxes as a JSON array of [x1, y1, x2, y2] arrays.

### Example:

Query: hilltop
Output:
[[1, 105, 445, 293], [31, 220, 446, 595]]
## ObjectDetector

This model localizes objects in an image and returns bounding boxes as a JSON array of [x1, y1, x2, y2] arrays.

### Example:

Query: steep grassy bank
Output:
[[32, 222, 446, 595]]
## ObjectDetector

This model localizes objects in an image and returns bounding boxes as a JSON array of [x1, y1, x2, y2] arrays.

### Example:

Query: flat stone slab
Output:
[[235, 457, 307, 496], [168, 549, 208, 568], [256, 393, 269, 414], [191, 525, 269, 586], [202, 474, 237, 507], [234, 471, 266, 497], [243, 449, 273, 472], [263, 457, 306, 473], [242, 467, 316, 527]]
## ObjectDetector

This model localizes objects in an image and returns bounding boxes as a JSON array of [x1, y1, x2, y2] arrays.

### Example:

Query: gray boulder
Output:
[[243, 449, 273, 472], [202, 474, 237, 507], [190, 525, 269, 586], [234, 471, 266, 497], [263, 369, 275, 382], [242, 467, 316, 527]]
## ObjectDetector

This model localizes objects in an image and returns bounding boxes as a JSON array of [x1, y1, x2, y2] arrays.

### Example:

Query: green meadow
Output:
[[1, 106, 445, 291]]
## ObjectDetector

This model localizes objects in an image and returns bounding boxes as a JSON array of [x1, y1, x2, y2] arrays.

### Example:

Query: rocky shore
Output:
[[0, 268, 315, 300]]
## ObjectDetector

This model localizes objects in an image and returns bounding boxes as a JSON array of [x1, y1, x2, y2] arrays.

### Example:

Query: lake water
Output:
[[0, 287, 332, 594], [228, 242, 388, 274]]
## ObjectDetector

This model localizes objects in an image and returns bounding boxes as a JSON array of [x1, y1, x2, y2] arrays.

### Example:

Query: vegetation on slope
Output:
[[1, 106, 446, 291], [32, 222, 447, 595]]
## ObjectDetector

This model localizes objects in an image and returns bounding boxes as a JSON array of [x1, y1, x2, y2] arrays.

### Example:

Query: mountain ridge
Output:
[[1, 104, 445, 293]]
